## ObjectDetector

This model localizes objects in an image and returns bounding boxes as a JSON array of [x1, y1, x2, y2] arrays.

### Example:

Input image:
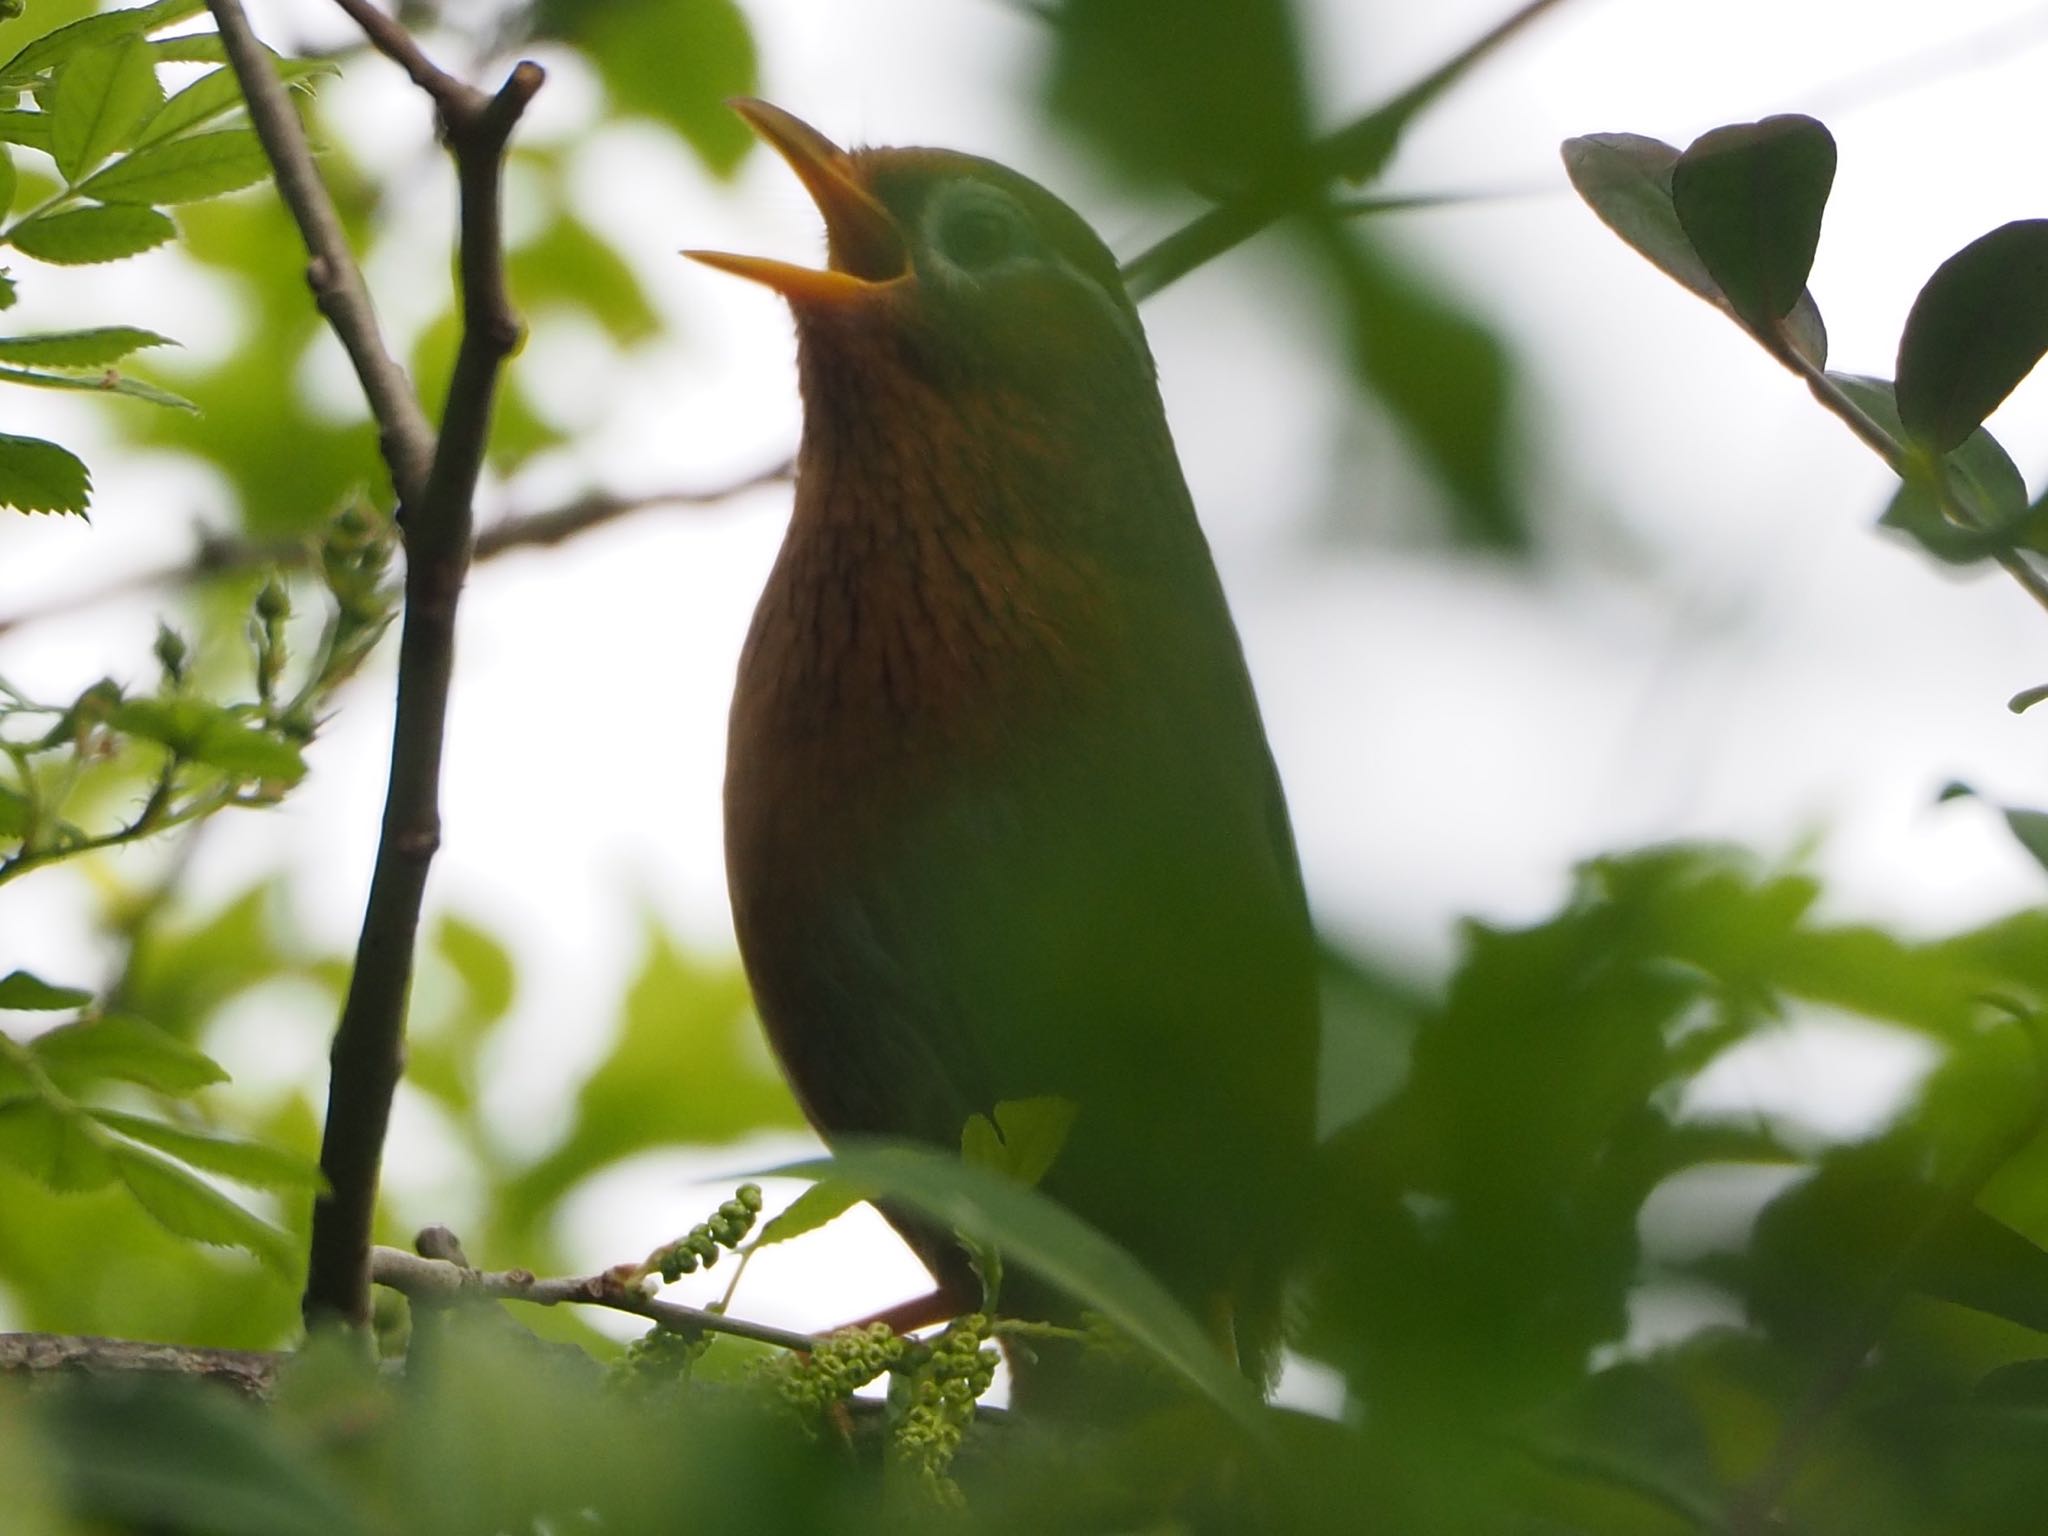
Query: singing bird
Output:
[[693, 102, 1318, 1388]]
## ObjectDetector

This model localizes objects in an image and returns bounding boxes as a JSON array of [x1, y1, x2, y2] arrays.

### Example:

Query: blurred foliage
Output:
[[1047, 0, 1534, 549], [14, 846, 2048, 1530], [6, 2, 2048, 1533]]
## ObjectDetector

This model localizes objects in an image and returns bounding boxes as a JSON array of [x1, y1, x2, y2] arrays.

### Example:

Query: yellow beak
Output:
[[684, 99, 909, 305]]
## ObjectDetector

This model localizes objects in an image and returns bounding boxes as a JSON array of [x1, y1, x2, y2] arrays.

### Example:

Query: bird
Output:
[[690, 100, 1319, 1392]]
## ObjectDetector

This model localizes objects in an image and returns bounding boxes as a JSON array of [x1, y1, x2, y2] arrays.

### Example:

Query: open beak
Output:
[[684, 99, 909, 306]]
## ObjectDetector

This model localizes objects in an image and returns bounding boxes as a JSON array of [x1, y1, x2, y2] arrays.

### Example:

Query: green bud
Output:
[[153, 623, 188, 685]]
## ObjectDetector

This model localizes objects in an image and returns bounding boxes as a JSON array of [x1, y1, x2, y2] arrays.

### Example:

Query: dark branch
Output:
[[1119, 0, 1571, 300], [286, 7, 543, 1331]]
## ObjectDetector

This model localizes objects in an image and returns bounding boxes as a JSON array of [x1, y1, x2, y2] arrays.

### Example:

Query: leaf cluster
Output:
[[0, 0, 330, 515], [1565, 115, 2048, 589]]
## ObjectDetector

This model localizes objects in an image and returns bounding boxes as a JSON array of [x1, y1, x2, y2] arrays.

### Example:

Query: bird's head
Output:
[[687, 100, 1154, 405]]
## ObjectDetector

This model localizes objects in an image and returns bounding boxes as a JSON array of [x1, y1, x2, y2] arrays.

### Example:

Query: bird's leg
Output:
[[841, 1278, 980, 1337]]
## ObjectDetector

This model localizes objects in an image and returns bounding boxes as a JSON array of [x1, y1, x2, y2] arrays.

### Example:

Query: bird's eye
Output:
[[934, 201, 1023, 271]]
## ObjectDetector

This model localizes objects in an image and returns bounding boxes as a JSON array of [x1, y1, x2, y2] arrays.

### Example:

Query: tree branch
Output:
[[369, 1247, 825, 1355], [0, 1332, 281, 1399], [1119, 0, 1571, 300], [205, 0, 434, 505], [215, 0, 546, 1334]]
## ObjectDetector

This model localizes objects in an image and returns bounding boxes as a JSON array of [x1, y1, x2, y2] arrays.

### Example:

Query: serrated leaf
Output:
[[748, 1177, 862, 1250], [0, 430, 88, 512], [1562, 130, 1826, 368], [8, 202, 174, 263], [111, 697, 305, 781], [79, 127, 267, 204], [0, 1094, 116, 1190], [0, 325, 169, 365], [87, 1108, 321, 1191], [136, 56, 330, 147], [49, 37, 161, 183], [108, 1139, 294, 1270], [1671, 115, 1835, 336], [1895, 220, 2048, 453], [0, 970, 92, 1009], [32, 1011, 227, 1094], [0, 361, 194, 409], [0, 1, 204, 83], [769, 1145, 1266, 1433], [147, 31, 226, 65]]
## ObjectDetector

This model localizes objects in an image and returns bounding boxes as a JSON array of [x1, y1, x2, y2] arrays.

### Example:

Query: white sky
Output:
[[6, 0, 2048, 1346]]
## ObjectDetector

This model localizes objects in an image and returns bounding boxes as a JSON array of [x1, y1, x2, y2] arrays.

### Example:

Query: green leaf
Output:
[[748, 1177, 863, 1250], [1895, 220, 2048, 453], [434, 913, 515, 1032], [111, 697, 306, 781], [149, 31, 229, 64], [0, 430, 89, 512], [48, 36, 162, 183], [2002, 808, 2048, 878], [0, 1094, 116, 1190], [32, 1012, 227, 1095], [1562, 131, 1827, 368], [1830, 373, 2032, 563], [496, 922, 799, 1247], [107, 1139, 295, 1270], [0, 969, 92, 1009], [87, 1108, 322, 1191], [0, 2, 203, 84], [960, 1096, 1077, 1189], [136, 56, 331, 147], [1671, 115, 1836, 336], [37, 1380, 366, 1536], [532, 0, 757, 176], [770, 1144, 1268, 1434], [0, 143, 14, 221], [8, 202, 175, 263], [78, 127, 269, 204], [0, 360, 194, 409], [0, 324, 170, 365], [0, 109, 52, 151]]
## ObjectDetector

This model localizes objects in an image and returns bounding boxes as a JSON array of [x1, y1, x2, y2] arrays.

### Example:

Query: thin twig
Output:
[[1791, 357, 2048, 618], [278, 3, 544, 1331], [205, 0, 433, 505], [1119, 0, 1571, 299], [328, 0, 474, 115], [472, 460, 793, 558], [0, 464, 794, 640], [369, 1246, 825, 1354]]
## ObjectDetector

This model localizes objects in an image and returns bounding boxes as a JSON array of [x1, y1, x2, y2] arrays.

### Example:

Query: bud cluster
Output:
[[890, 1312, 998, 1508], [644, 1182, 763, 1282]]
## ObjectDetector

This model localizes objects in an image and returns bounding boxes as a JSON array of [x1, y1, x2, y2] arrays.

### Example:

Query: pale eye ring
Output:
[[935, 201, 1023, 271]]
